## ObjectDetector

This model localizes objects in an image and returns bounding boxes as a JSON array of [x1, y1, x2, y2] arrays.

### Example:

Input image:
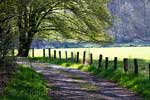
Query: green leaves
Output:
[[0, 0, 113, 57], [0, 0, 16, 63], [17, 0, 112, 43]]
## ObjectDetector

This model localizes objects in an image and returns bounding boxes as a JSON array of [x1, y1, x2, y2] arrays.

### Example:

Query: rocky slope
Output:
[[108, 0, 150, 43], [31, 0, 150, 48]]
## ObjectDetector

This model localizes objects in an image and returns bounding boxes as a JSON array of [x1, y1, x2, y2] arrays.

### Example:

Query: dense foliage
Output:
[[0, 0, 112, 57], [0, 0, 16, 67], [15, 0, 112, 56]]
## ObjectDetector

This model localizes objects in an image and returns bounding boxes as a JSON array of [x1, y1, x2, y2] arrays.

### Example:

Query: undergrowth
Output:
[[0, 65, 50, 100]]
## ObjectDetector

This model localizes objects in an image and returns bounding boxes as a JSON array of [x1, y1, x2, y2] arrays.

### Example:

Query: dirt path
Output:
[[16, 57, 143, 100], [26, 62, 143, 100]]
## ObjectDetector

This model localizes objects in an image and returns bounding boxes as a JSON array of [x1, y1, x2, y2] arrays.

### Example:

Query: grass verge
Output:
[[31, 57, 150, 100], [0, 65, 50, 100]]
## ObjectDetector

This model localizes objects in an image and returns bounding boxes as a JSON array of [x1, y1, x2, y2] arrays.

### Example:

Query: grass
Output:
[[0, 65, 50, 100], [12, 47, 150, 60], [31, 57, 150, 100], [24, 47, 150, 60]]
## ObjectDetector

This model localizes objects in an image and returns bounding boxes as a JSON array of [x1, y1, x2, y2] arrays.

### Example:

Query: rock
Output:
[[108, 0, 150, 42]]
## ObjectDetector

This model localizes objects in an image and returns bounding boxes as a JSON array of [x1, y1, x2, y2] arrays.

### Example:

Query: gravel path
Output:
[[29, 62, 143, 100], [16, 57, 143, 100]]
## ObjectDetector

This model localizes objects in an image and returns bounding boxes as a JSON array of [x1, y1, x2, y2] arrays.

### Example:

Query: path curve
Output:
[[29, 62, 143, 100], [16, 58, 143, 100]]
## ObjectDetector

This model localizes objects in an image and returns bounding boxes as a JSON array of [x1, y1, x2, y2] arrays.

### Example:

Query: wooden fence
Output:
[[12, 48, 150, 79]]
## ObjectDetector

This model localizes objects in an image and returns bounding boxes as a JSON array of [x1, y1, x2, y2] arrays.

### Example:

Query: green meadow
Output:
[[24, 47, 150, 60]]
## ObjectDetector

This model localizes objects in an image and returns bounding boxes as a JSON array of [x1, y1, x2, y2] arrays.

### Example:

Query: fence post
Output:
[[59, 51, 61, 60], [148, 64, 150, 80], [123, 58, 128, 72], [114, 57, 117, 70], [43, 49, 45, 58], [48, 48, 51, 59], [32, 48, 34, 58], [54, 50, 56, 59], [65, 51, 68, 61], [90, 53, 93, 65], [134, 59, 138, 75], [105, 57, 109, 69], [77, 52, 79, 63], [71, 52, 74, 62], [98, 54, 103, 69], [83, 51, 86, 64]]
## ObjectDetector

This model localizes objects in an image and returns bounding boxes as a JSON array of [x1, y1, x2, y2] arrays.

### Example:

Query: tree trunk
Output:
[[17, 41, 32, 57], [17, 32, 33, 57], [17, 46, 30, 57]]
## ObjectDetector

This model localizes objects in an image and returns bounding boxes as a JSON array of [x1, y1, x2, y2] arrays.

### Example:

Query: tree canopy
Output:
[[32, 0, 112, 42], [0, 0, 16, 63], [1, 0, 112, 57]]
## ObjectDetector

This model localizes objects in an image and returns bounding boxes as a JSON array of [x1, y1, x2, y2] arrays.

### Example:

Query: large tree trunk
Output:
[[17, 32, 33, 57], [17, 4, 37, 57], [17, 44, 30, 57]]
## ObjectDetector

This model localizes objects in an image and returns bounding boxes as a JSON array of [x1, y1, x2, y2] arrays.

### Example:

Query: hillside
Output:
[[108, 0, 150, 43]]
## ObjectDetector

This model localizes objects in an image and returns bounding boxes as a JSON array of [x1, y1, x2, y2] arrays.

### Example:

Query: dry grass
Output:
[[24, 47, 150, 61]]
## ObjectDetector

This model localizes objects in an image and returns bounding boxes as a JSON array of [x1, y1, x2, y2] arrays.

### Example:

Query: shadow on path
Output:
[[16, 59, 143, 100], [31, 62, 143, 100]]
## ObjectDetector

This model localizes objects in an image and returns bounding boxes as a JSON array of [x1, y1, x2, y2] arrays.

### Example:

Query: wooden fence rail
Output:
[[11, 48, 150, 79]]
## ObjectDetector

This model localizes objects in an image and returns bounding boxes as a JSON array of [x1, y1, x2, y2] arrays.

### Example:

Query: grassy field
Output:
[[21, 47, 150, 61]]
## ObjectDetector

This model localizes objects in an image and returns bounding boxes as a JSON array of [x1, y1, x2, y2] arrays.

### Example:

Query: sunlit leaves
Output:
[[25, 0, 112, 43]]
